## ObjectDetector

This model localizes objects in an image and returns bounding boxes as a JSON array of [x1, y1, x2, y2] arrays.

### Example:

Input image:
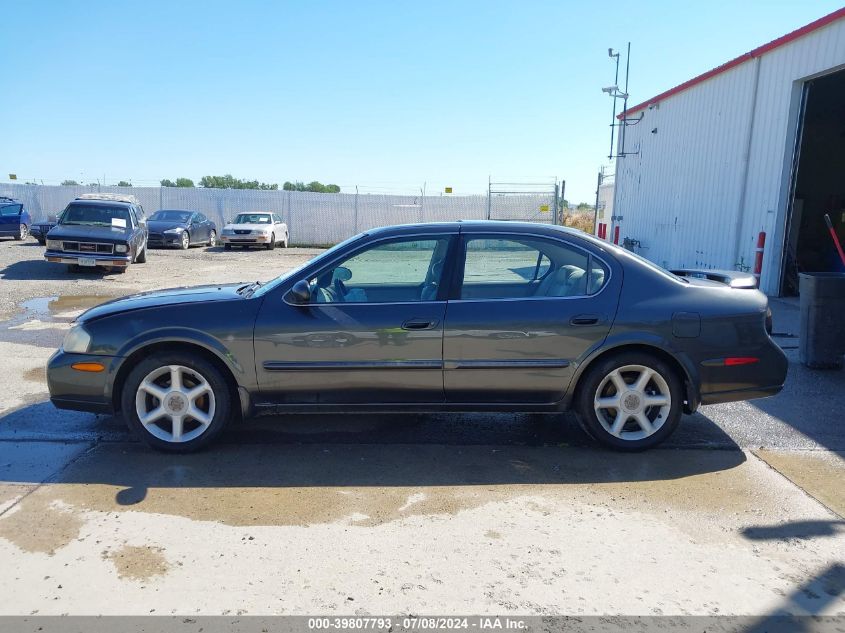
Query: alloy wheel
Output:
[[134, 364, 216, 443], [593, 364, 671, 441], [181, 232, 190, 249]]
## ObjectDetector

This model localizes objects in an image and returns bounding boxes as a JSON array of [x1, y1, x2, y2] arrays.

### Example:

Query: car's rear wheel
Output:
[[15, 224, 28, 240], [266, 233, 276, 250], [121, 352, 232, 453], [576, 352, 683, 451], [180, 232, 190, 250], [208, 230, 216, 246]]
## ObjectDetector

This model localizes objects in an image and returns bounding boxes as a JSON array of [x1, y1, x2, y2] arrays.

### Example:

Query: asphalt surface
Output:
[[0, 236, 843, 617]]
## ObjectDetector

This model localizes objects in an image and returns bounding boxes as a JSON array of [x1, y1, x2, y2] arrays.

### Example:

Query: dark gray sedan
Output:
[[46, 221, 788, 452]]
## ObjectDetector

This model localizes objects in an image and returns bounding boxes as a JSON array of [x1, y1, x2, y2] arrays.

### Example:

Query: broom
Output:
[[824, 214, 845, 267]]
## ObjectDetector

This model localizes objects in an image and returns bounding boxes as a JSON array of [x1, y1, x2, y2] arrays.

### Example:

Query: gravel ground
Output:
[[0, 239, 321, 320]]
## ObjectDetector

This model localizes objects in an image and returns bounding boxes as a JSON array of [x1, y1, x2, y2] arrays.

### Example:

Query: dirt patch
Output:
[[753, 449, 845, 518], [0, 496, 83, 554], [102, 545, 170, 581], [23, 366, 46, 384]]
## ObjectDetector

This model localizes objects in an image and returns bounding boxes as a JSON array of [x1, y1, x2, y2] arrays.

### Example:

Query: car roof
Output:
[[365, 220, 587, 239], [75, 193, 139, 205], [0, 196, 22, 204], [69, 197, 134, 207]]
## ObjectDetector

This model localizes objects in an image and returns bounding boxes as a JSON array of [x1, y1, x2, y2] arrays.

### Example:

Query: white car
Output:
[[220, 212, 289, 250]]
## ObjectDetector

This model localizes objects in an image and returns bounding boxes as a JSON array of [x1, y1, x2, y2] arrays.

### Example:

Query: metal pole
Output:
[[486, 176, 492, 220], [353, 185, 359, 233], [609, 51, 620, 160], [560, 180, 566, 225], [620, 42, 631, 158], [593, 170, 602, 235]]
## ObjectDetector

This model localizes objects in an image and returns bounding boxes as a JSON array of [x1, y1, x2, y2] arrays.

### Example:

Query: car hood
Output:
[[47, 224, 131, 242], [224, 223, 273, 231], [148, 220, 189, 232], [79, 283, 247, 322]]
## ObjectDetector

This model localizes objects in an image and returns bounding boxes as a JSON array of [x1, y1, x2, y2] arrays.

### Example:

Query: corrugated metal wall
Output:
[[1, 183, 555, 246], [612, 16, 845, 294]]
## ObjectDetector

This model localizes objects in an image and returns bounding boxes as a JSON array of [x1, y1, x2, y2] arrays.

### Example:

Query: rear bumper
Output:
[[45, 250, 131, 268], [47, 349, 117, 414], [700, 383, 784, 405]]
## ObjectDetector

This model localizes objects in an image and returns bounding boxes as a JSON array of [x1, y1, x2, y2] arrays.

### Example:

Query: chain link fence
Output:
[[2, 184, 557, 246]]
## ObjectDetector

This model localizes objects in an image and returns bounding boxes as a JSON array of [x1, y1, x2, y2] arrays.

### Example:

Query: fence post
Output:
[[353, 186, 359, 233]]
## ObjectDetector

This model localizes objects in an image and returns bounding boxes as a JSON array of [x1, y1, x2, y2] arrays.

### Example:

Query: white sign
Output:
[[111, 218, 127, 229]]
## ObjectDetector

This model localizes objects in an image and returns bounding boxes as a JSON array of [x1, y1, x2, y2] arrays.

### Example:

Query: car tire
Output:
[[15, 224, 28, 241], [121, 352, 232, 453], [282, 233, 288, 248], [575, 351, 683, 451], [180, 232, 190, 250], [38, 238, 46, 246], [224, 243, 232, 251], [208, 230, 216, 247], [136, 245, 147, 263], [266, 233, 276, 250]]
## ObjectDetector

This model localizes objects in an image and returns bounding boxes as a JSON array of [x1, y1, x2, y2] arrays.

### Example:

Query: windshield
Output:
[[151, 210, 192, 222], [60, 204, 130, 226], [233, 213, 271, 224], [252, 233, 368, 298]]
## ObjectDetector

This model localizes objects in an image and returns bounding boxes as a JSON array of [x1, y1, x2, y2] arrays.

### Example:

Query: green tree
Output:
[[117, 180, 131, 187], [175, 177, 194, 187], [199, 174, 278, 190], [61, 179, 79, 186], [576, 202, 593, 211], [160, 179, 176, 187], [283, 180, 341, 193]]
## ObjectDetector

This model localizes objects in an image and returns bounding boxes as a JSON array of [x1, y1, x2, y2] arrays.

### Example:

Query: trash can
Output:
[[799, 272, 845, 369]]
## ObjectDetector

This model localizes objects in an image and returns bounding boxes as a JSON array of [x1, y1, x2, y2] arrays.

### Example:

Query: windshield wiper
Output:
[[237, 281, 263, 297]]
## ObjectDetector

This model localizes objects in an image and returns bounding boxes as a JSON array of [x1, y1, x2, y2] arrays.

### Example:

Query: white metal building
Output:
[[609, 8, 845, 296]]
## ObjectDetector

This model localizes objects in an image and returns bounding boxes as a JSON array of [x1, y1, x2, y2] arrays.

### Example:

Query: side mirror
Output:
[[287, 280, 311, 305]]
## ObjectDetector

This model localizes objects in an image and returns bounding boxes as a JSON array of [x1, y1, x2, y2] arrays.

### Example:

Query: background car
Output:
[[220, 212, 288, 250], [31, 212, 63, 245], [147, 209, 217, 249], [0, 196, 33, 241], [44, 194, 148, 272], [47, 221, 787, 453]]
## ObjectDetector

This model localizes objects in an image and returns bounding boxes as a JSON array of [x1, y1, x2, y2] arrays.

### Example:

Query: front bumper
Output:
[[221, 234, 269, 245], [47, 349, 118, 414], [148, 234, 183, 247], [45, 250, 131, 268]]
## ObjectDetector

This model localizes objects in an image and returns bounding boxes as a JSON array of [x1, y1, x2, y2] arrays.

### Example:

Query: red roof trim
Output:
[[620, 7, 845, 118]]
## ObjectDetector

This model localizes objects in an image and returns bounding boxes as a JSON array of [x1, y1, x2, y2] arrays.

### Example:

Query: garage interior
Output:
[[782, 67, 845, 295]]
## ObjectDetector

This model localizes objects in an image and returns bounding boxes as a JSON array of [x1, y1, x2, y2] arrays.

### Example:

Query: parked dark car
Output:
[[47, 221, 788, 453], [0, 196, 33, 241], [31, 211, 63, 245], [44, 194, 148, 272], [147, 209, 217, 249]]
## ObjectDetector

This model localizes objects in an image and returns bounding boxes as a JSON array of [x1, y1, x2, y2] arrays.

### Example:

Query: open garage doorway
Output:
[[781, 68, 845, 296]]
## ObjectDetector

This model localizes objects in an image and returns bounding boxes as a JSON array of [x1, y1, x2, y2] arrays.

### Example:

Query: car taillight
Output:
[[724, 357, 760, 366]]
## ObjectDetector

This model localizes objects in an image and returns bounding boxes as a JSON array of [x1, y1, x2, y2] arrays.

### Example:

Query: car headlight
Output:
[[164, 228, 184, 235], [46, 239, 62, 250], [63, 324, 92, 353], [114, 244, 128, 253]]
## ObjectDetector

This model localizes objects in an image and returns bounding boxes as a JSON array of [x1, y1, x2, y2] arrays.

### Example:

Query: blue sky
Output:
[[3, 1, 842, 202]]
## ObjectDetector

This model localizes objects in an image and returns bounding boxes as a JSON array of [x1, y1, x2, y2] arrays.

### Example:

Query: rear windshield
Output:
[[60, 204, 130, 226], [234, 213, 271, 224], [151, 210, 192, 222]]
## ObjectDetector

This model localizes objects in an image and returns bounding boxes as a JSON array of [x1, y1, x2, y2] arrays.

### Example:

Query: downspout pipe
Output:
[[732, 56, 762, 272]]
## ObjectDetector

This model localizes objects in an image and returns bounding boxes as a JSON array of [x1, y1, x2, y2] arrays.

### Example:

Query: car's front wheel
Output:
[[121, 352, 232, 453], [180, 232, 190, 250], [15, 224, 28, 240], [208, 230, 216, 246], [266, 233, 276, 250], [576, 352, 683, 451]]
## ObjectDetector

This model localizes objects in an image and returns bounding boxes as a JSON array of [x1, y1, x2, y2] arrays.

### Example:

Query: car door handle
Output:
[[402, 319, 438, 330], [570, 314, 601, 326]]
